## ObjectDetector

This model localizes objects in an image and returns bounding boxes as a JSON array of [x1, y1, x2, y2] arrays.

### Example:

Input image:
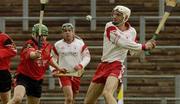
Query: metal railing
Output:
[[1, 15, 180, 42]]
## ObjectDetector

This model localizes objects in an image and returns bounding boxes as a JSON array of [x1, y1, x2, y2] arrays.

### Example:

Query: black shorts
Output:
[[16, 74, 43, 98], [0, 70, 12, 92]]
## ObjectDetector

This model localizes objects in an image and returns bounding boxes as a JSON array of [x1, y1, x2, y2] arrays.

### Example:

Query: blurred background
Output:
[[0, 0, 180, 104]]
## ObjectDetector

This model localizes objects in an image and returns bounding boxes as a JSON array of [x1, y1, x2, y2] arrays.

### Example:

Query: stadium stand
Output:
[[1, 0, 180, 103]]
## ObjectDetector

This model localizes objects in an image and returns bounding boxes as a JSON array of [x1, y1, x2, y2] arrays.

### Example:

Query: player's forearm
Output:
[[30, 51, 40, 59], [129, 50, 143, 56], [119, 41, 143, 51], [50, 49, 58, 63], [49, 58, 60, 71], [110, 33, 144, 51], [80, 56, 91, 68], [80, 48, 91, 68]]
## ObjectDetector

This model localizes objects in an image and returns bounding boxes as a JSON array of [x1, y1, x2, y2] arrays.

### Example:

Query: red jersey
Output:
[[17, 38, 52, 80], [0, 32, 17, 70]]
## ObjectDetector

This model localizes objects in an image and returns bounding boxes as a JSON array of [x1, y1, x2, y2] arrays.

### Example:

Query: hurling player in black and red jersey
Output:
[[0, 31, 17, 104], [8, 23, 66, 104]]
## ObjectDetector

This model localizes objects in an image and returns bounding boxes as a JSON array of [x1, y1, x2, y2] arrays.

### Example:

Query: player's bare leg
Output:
[[7, 85, 26, 104], [84, 82, 104, 104], [0, 90, 11, 104], [72, 90, 79, 104], [27, 96, 40, 104], [102, 76, 119, 104], [63, 86, 73, 104]]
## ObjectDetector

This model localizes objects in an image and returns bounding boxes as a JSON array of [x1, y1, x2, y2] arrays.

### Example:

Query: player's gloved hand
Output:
[[51, 69, 60, 77], [51, 68, 67, 77], [35, 50, 42, 59], [145, 39, 156, 50], [74, 64, 83, 71], [30, 50, 42, 59], [58, 67, 67, 73]]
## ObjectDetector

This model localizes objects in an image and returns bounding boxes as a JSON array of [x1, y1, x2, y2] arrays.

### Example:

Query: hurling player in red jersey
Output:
[[7, 23, 66, 104], [0, 32, 17, 104]]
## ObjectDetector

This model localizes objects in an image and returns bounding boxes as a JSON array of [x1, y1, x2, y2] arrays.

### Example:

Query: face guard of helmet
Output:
[[112, 5, 131, 26], [61, 23, 74, 32], [32, 23, 48, 37]]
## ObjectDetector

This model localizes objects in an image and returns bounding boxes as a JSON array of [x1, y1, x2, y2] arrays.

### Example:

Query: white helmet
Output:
[[112, 5, 131, 25], [61, 23, 74, 32]]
